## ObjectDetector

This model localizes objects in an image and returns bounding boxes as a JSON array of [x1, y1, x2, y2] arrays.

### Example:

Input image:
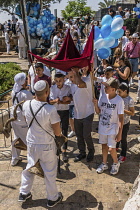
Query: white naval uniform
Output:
[[20, 99, 60, 201], [17, 31, 26, 59], [5, 32, 10, 54], [11, 89, 33, 161]]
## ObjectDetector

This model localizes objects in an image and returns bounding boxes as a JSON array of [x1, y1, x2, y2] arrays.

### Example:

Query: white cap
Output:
[[132, 33, 139, 38], [56, 69, 66, 75], [34, 80, 46, 91]]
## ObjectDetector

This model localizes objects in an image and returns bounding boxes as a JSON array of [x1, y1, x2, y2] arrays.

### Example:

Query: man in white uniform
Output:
[[17, 28, 27, 59], [5, 29, 10, 55], [19, 80, 63, 208], [11, 73, 33, 166]]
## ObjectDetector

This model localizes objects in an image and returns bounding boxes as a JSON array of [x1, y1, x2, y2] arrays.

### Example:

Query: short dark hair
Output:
[[110, 80, 119, 90], [119, 82, 129, 94], [105, 66, 114, 73], [55, 73, 64, 78], [35, 63, 44, 69]]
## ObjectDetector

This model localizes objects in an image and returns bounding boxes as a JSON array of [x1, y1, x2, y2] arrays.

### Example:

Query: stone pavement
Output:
[[0, 56, 140, 210]]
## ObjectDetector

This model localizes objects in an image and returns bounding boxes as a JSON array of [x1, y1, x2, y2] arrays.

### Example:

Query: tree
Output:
[[98, 0, 120, 9], [0, 0, 61, 15], [61, 0, 95, 20]]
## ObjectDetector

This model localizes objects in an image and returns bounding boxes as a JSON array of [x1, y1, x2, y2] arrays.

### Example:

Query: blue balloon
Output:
[[138, 14, 140, 19], [111, 17, 124, 31], [110, 28, 124, 39], [33, 6, 38, 11], [134, 7, 138, 12], [113, 15, 122, 19], [110, 39, 119, 48], [101, 15, 113, 26], [50, 14, 55, 20], [101, 24, 111, 38], [37, 4, 41, 10], [97, 48, 110, 59], [104, 36, 115, 48], [34, 11, 38, 16], [31, 28, 35, 33], [29, 24, 34, 28], [94, 26, 100, 40], [48, 27, 53, 31], [46, 18, 50, 24], [31, 33, 36, 37]]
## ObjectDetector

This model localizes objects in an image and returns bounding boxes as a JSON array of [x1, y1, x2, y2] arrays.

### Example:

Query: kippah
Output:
[[34, 80, 46, 91]]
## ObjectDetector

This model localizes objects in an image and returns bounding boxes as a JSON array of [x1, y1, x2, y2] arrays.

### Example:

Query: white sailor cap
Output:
[[34, 80, 47, 91]]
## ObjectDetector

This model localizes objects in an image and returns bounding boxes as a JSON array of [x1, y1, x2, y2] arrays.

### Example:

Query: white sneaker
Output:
[[110, 162, 120, 175], [11, 157, 22, 166], [68, 131, 76, 138], [96, 163, 108, 174]]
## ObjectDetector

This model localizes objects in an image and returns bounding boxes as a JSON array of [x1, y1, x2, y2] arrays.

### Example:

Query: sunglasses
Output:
[[73, 40, 77, 41]]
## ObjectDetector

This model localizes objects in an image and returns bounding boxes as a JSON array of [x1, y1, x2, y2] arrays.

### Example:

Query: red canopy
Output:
[[28, 26, 94, 72]]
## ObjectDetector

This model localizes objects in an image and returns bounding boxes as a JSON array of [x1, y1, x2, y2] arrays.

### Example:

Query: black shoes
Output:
[[47, 192, 63, 208], [18, 192, 32, 202], [62, 152, 68, 163], [74, 154, 86, 162], [86, 151, 94, 162]]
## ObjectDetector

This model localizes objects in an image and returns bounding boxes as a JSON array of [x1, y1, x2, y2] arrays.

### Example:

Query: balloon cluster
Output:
[[133, 2, 140, 19], [27, 5, 56, 40], [94, 15, 124, 59], [27, 2, 41, 18]]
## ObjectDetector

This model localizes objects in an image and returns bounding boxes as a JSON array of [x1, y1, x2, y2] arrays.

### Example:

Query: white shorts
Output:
[[99, 134, 116, 148]]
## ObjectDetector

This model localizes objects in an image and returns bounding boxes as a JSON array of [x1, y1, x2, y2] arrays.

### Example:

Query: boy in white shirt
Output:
[[50, 73, 72, 162], [93, 78, 124, 175]]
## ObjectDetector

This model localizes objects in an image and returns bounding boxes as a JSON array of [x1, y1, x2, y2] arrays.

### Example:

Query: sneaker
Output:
[[110, 162, 120, 175], [47, 192, 63, 208], [11, 157, 22, 166], [68, 131, 76, 138], [74, 153, 86, 162], [18, 192, 32, 202], [62, 152, 68, 163], [118, 156, 126, 163], [96, 163, 108, 174]]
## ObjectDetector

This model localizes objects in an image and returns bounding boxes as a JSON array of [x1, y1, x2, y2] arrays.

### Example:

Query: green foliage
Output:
[[0, 63, 21, 94], [61, 0, 95, 19], [124, 18, 138, 34], [98, 0, 120, 9]]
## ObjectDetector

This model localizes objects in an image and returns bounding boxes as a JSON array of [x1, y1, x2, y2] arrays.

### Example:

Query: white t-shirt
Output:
[[22, 99, 60, 144], [123, 96, 134, 125], [125, 12, 130, 19], [11, 90, 33, 125], [96, 76, 107, 99], [28, 65, 51, 92], [50, 84, 71, 110], [65, 79, 77, 106], [122, 36, 129, 50], [73, 77, 94, 119], [98, 94, 124, 135]]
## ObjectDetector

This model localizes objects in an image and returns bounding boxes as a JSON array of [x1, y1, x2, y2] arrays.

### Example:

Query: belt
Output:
[[129, 57, 139, 59]]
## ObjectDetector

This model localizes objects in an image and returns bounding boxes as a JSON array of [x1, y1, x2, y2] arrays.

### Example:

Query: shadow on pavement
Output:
[[22, 190, 100, 210]]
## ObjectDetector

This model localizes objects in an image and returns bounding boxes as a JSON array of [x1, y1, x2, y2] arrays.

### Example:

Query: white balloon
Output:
[[136, 11, 140, 15], [94, 38, 105, 50], [111, 17, 124, 32]]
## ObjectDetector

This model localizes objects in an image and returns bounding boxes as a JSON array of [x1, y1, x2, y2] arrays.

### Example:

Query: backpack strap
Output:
[[12, 88, 25, 110]]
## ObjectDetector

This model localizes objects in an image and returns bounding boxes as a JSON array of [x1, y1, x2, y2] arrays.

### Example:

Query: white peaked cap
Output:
[[13, 72, 26, 93], [34, 80, 46, 91]]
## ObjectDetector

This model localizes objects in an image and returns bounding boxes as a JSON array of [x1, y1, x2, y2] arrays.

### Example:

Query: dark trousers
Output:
[[57, 110, 69, 150], [74, 113, 94, 155], [80, 26, 85, 39], [116, 122, 130, 157], [12, 24, 16, 34]]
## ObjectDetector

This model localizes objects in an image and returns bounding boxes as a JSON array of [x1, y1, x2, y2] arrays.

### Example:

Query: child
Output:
[[93, 66, 114, 99], [34, 63, 51, 87], [117, 83, 135, 163], [93, 78, 124, 175], [50, 73, 72, 162]]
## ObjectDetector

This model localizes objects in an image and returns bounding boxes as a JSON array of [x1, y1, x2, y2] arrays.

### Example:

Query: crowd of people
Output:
[[1, 5, 140, 208]]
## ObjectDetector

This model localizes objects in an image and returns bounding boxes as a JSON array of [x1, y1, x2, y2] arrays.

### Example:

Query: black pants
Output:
[[116, 122, 130, 157], [74, 114, 94, 155], [80, 26, 85, 39], [12, 24, 16, 34], [57, 110, 69, 150]]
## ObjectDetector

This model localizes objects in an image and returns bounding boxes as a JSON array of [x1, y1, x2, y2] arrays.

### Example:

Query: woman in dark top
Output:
[[116, 56, 131, 85]]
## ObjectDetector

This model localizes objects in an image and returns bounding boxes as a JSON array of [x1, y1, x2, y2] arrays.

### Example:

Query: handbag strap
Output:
[[128, 42, 137, 58]]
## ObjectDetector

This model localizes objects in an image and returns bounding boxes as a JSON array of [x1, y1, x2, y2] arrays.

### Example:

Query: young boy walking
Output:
[[50, 73, 72, 162], [93, 78, 124, 175]]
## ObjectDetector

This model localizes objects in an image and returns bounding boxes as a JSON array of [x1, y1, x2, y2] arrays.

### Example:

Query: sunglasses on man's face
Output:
[[73, 40, 77, 41]]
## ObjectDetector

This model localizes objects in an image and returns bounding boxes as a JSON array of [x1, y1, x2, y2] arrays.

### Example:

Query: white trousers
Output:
[[20, 143, 59, 201], [6, 42, 10, 54], [11, 122, 28, 160], [18, 47, 26, 59]]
